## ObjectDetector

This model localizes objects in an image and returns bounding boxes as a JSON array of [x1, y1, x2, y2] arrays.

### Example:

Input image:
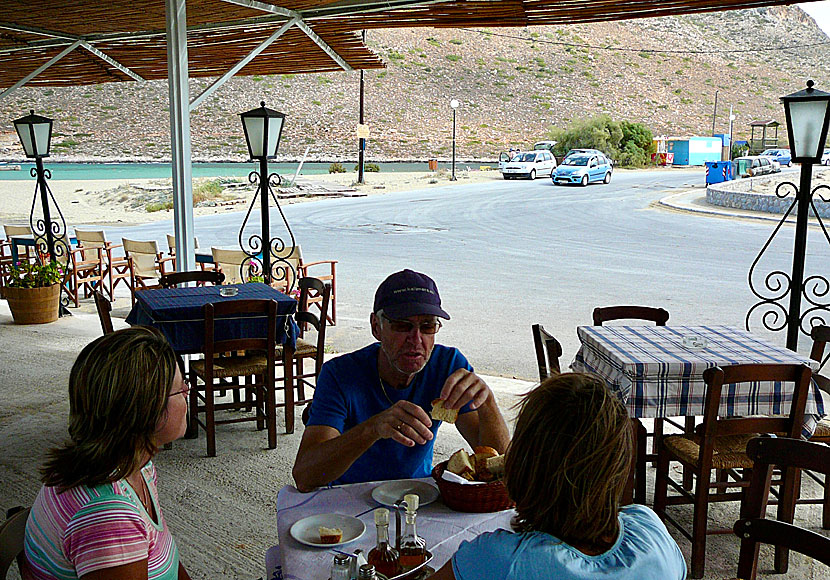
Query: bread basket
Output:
[[431, 460, 514, 513]]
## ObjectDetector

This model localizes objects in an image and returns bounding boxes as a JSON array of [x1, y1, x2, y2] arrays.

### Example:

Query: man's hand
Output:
[[371, 400, 434, 447], [438, 368, 492, 411]]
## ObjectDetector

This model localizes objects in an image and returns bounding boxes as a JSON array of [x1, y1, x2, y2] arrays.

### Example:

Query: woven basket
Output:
[[4, 284, 60, 324], [431, 461, 514, 513]]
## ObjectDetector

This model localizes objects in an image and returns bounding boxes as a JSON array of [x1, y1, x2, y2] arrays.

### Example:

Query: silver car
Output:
[[500, 150, 557, 180]]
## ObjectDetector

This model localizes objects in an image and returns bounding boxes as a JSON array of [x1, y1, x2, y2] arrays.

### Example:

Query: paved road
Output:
[[106, 168, 822, 380]]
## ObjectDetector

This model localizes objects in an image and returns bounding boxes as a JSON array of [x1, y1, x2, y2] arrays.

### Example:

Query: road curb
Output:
[[657, 188, 800, 225]]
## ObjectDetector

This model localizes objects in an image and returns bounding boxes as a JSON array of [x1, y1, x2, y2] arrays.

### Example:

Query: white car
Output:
[[500, 150, 557, 180]]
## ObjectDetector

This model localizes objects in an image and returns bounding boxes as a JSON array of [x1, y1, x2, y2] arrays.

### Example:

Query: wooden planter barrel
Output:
[[4, 284, 60, 324]]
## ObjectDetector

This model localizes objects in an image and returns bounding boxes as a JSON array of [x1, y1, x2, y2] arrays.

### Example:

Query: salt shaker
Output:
[[357, 563, 377, 579], [330, 553, 351, 580]]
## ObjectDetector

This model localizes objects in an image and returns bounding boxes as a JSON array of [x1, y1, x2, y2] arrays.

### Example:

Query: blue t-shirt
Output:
[[452, 505, 686, 580], [307, 343, 473, 485]]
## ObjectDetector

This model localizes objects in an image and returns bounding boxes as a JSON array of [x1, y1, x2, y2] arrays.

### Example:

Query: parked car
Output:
[[501, 150, 557, 180], [734, 155, 779, 178], [533, 140, 557, 153], [822, 148, 830, 165], [759, 148, 792, 167], [552, 152, 613, 186], [563, 148, 615, 166]]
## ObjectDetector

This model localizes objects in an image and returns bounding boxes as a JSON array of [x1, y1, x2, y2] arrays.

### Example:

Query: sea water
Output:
[[0, 161, 492, 181]]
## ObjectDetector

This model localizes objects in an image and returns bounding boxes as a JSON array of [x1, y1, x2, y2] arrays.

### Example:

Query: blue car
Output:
[[552, 152, 613, 186], [760, 149, 792, 167]]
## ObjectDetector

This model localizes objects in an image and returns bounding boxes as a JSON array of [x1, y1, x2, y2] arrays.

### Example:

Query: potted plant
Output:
[[4, 260, 63, 324]]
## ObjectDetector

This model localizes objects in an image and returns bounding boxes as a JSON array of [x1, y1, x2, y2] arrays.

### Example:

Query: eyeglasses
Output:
[[381, 314, 442, 335], [168, 376, 191, 398]]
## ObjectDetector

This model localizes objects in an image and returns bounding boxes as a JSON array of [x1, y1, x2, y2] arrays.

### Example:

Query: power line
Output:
[[461, 27, 830, 55]]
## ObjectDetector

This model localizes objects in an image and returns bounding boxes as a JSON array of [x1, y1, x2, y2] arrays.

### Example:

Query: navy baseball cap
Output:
[[373, 269, 450, 320]]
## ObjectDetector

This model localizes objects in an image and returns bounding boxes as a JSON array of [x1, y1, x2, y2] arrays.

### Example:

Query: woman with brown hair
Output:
[[23, 326, 192, 580], [432, 373, 685, 580]]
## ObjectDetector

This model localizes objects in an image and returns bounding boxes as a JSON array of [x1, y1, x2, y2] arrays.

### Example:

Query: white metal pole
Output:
[[166, 0, 195, 272]]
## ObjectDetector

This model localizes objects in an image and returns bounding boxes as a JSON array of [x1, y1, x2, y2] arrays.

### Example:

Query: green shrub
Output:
[[548, 115, 654, 168], [354, 163, 379, 172], [146, 201, 173, 212], [329, 163, 346, 174], [445, 54, 461, 62]]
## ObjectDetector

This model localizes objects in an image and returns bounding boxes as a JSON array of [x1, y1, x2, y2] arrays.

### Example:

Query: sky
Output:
[[799, 1, 830, 36]]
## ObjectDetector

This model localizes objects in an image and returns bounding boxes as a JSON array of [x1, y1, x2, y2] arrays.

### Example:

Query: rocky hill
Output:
[[0, 5, 828, 162]]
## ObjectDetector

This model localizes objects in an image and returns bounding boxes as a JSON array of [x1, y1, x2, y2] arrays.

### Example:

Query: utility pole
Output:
[[728, 105, 735, 162], [712, 90, 719, 136], [357, 30, 366, 185]]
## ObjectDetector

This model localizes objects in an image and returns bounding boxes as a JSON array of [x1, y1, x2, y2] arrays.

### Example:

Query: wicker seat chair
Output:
[[159, 270, 225, 288], [0, 506, 30, 579], [531, 323, 562, 382], [189, 299, 278, 457], [275, 277, 331, 434], [653, 363, 813, 578], [122, 238, 173, 305], [734, 437, 830, 580]]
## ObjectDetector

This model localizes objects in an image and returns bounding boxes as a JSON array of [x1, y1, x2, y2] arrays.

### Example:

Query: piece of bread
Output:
[[485, 454, 506, 477], [473, 446, 499, 459], [430, 399, 458, 423], [318, 526, 343, 544], [446, 448, 474, 478]]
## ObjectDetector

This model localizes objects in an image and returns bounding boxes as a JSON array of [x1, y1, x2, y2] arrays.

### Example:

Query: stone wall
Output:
[[706, 173, 830, 218]]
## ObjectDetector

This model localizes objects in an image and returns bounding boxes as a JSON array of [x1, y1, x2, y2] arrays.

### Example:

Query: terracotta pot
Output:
[[4, 284, 60, 324]]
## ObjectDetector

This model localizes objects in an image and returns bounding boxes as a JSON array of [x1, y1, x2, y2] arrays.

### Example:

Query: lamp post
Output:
[[712, 90, 719, 137], [450, 99, 459, 181], [747, 80, 830, 351], [239, 101, 295, 288], [728, 107, 736, 162], [780, 80, 830, 349], [13, 110, 70, 314]]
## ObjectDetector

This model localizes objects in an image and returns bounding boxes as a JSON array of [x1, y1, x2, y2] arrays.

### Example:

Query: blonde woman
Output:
[[432, 373, 686, 580], [24, 326, 191, 580]]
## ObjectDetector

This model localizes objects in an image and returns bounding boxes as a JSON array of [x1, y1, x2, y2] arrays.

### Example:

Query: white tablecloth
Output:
[[274, 479, 514, 580]]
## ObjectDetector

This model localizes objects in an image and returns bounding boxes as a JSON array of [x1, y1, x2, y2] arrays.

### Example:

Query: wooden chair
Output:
[[592, 305, 682, 501], [531, 323, 562, 381], [275, 277, 331, 434], [122, 239, 173, 305], [734, 437, 830, 580], [653, 363, 813, 578], [287, 245, 338, 325], [75, 229, 128, 301], [211, 247, 253, 285], [1, 506, 30, 579], [94, 290, 114, 335], [0, 240, 14, 297], [188, 299, 278, 457], [159, 270, 225, 288], [62, 236, 105, 308], [165, 234, 205, 271], [3, 224, 34, 264], [796, 324, 830, 528]]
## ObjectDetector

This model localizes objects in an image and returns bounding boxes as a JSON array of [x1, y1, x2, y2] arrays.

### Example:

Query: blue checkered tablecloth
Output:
[[571, 325, 826, 437], [125, 282, 298, 354]]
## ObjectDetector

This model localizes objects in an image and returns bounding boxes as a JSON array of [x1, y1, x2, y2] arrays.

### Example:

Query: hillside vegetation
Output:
[[0, 5, 828, 162]]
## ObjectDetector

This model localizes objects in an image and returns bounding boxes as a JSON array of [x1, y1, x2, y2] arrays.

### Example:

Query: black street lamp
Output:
[[450, 99, 459, 181], [13, 110, 70, 315], [747, 80, 830, 350], [239, 101, 295, 288]]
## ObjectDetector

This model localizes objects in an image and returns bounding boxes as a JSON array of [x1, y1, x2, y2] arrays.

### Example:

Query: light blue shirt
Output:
[[452, 505, 686, 580]]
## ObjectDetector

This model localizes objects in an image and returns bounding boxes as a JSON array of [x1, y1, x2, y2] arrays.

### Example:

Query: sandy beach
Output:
[[0, 168, 503, 227]]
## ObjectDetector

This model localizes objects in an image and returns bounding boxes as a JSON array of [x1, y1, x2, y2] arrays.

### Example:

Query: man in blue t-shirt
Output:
[[292, 269, 509, 490]]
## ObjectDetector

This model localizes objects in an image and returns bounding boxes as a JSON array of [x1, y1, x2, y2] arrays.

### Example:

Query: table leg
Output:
[[634, 419, 647, 504]]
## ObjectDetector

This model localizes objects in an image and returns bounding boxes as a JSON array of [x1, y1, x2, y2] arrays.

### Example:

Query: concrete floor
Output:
[[0, 297, 828, 579]]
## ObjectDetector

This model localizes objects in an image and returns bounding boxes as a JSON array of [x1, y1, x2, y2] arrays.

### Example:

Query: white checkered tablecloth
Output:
[[570, 325, 825, 436], [274, 481, 513, 580]]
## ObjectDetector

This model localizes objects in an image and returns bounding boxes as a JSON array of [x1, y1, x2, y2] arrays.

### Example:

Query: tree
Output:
[[548, 115, 654, 167]]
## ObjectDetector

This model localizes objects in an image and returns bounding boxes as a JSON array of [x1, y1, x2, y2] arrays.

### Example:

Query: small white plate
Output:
[[371, 480, 440, 508], [289, 514, 365, 548]]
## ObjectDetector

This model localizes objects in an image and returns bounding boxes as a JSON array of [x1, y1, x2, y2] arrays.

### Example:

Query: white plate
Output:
[[371, 480, 440, 508], [289, 514, 365, 548]]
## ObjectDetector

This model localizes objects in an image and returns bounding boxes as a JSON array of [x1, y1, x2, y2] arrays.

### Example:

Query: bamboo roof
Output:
[[0, 0, 820, 87]]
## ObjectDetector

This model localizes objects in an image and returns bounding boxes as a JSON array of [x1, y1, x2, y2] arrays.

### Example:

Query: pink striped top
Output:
[[24, 461, 179, 580]]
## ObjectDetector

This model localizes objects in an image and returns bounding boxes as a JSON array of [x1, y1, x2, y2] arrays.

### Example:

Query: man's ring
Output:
[[396, 423, 403, 431]]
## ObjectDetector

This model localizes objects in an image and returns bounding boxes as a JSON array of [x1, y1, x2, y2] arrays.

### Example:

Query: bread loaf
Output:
[[430, 399, 458, 423], [318, 526, 343, 544], [446, 448, 474, 477], [485, 454, 506, 477]]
